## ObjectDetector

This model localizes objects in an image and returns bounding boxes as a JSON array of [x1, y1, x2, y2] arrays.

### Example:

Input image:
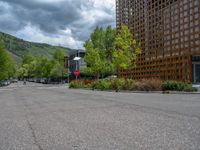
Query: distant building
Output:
[[116, 0, 200, 83], [64, 50, 86, 81]]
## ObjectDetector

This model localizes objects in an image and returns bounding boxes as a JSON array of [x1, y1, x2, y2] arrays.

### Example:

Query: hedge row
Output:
[[69, 78, 197, 92]]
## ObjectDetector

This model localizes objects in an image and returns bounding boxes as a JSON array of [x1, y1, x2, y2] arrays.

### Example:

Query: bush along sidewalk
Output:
[[69, 78, 198, 92], [162, 80, 197, 92]]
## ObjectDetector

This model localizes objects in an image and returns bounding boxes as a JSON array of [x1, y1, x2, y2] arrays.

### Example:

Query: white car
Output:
[[192, 84, 200, 91]]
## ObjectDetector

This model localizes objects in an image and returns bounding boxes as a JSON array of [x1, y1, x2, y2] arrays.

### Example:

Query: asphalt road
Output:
[[0, 82, 200, 150]]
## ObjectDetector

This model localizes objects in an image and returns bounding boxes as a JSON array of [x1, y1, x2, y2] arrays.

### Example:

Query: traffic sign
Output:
[[74, 69, 80, 77]]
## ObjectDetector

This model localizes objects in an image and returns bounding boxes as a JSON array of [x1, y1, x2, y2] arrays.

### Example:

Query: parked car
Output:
[[35, 78, 41, 83], [103, 75, 117, 80], [12, 79, 18, 83], [40, 78, 49, 84], [192, 84, 200, 91], [0, 81, 4, 87], [0, 80, 11, 87], [27, 78, 35, 82]]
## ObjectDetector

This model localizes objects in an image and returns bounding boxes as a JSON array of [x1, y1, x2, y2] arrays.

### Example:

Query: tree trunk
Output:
[[97, 73, 100, 80]]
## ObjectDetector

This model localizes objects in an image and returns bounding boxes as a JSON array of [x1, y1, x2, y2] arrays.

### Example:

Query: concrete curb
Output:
[[166, 91, 200, 94], [69, 88, 200, 94]]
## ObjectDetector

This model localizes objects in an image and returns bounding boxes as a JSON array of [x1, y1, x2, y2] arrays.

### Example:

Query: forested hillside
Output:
[[0, 32, 74, 63]]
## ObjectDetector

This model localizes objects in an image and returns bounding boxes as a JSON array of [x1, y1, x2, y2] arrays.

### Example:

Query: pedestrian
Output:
[[23, 79, 26, 85]]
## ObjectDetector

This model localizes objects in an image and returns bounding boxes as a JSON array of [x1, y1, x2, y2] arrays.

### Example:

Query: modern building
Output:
[[116, 0, 200, 83]]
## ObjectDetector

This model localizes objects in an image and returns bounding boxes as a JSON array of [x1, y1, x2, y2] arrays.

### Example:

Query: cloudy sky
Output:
[[0, 0, 116, 49]]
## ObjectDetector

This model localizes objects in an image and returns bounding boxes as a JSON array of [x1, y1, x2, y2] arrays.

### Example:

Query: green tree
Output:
[[22, 54, 34, 64], [0, 42, 14, 81], [84, 40, 104, 79], [33, 56, 48, 78], [16, 64, 29, 79], [84, 26, 116, 79], [42, 60, 56, 78], [50, 62, 66, 79], [16, 50, 67, 80], [113, 25, 141, 69], [28, 59, 37, 77], [53, 49, 65, 64], [53, 49, 66, 80], [91, 27, 105, 51], [20, 54, 36, 78], [104, 26, 116, 62]]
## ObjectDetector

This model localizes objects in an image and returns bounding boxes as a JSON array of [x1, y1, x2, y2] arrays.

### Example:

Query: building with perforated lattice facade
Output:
[[116, 0, 200, 83]]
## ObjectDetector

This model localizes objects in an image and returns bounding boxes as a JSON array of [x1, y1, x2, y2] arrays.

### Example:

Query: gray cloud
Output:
[[0, 0, 116, 48]]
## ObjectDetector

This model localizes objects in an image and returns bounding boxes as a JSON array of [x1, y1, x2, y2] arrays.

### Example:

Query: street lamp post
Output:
[[67, 59, 70, 83], [73, 57, 81, 81]]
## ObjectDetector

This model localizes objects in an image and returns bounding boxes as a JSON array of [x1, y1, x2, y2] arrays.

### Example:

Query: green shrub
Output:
[[183, 84, 196, 92], [111, 78, 126, 92], [163, 80, 178, 91], [91, 78, 136, 91], [136, 79, 162, 91], [82, 80, 95, 85], [69, 80, 93, 89], [123, 79, 136, 90], [69, 81, 83, 89], [162, 80, 194, 91], [69, 78, 196, 92], [93, 79, 112, 90]]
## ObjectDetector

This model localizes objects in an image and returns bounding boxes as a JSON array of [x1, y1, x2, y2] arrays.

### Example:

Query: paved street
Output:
[[0, 82, 200, 150]]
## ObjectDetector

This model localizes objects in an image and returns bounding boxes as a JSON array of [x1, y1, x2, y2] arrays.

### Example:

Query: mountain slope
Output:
[[0, 32, 75, 63]]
